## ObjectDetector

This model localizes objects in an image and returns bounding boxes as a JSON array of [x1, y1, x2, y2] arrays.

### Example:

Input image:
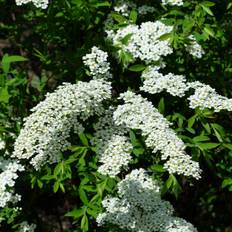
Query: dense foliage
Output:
[[0, 0, 232, 231]]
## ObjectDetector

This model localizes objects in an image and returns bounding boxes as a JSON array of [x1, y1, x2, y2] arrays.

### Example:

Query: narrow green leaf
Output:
[[197, 143, 220, 150], [79, 188, 89, 205], [158, 98, 165, 114], [129, 10, 137, 23], [65, 208, 84, 218], [79, 133, 89, 146], [111, 13, 127, 23], [128, 64, 146, 72]]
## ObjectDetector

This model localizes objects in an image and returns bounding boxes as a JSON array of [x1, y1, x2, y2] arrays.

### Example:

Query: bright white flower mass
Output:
[[107, 21, 173, 64], [140, 67, 232, 112], [188, 81, 232, 112], [186, 35, 205, 58], [97, 169, 198, 232], [91, 109, 132, 177], [0, 158, 24, 208], [12, 79, 111, 169], [18, 221, 37, 232], [162, 0, 184, 6], [113, 0, 136, 17], [15, 0, 48, 9], [82, 46, 111, 79], [0, 138, 5, 150], [141, 66, 188, 97], [113, 92, 201, 179]]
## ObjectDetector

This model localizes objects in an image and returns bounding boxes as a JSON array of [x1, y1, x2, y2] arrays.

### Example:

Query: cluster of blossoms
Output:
[[186, 35, 205, 58], [82, 46, 111, 79], [140, 67, 232, 112], [12, 79, 111, 169], [188, 81, 232, 112], [0, 138, 5, 150], [107, 21, 204, 63], [97, 169, 197, 231], [91, 109, 132, 177], [15, 0, 48, 9], [18, 221, 37, 232], [107, 21, 173, 64], [113, 0, 155, 17], [141, 66, 188, 97], [162, 0, 184, 6], [0, 158, 24, 208], [113, 0, 136, 17], [113, 91, 201, 179]]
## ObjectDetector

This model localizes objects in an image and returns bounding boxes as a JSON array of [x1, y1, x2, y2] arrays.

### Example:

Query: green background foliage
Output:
[[0, 0, 232, 231]]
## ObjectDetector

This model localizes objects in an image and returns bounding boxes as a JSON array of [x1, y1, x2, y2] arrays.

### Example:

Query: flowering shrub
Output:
[[1, 0, 232, 231]]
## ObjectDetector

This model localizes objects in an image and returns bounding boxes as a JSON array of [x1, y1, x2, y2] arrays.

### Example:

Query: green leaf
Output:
[[150, 164, 166, 173], [158, 33, 172, 41], [222, 178, 232, 188], [129, 10, 137, 23], [158, 98, 165, 114], [81, 214, 89, 232], [53, 181, 60, 193], [201, 1, 215, 7], [128, 64, 146, 72], [203, 26, 215, 37], [188, 115, 197, 128], [1, 54, 27, 74], [111, 13, 127, 23], [65, 208, 84, 218], [92, 1, 110, 7], [0, 87, 10, 103], [79, 188, 89, 205], [79, 133, 89, 146], [193, 135, 210, 143], [223, 144, 232, 150], [133, 147, 144, 156], [120, 33, 133, 45], [197, 143, 220, 150], [200, 3, 214, 16]]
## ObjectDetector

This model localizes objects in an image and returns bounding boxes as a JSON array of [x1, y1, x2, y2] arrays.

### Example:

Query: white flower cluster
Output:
[[113, 92, 201, 179], [97, 169, 197, 232], [188, 81, 232, 112], [91, 109, 132, 177], [138, 5, 156, 15], [140, 67, 232, 112], [113, 0, 136, 17], [113, 1, 155, 17], [82, 46, 111, 79], [141, 66, 188, 97], [186, 36, 205, 58], [18, 221, 37, 232], [0, 158, 24, 208], [107, 21, 173, 64], [12, 79, 111, 169], [15, 0, 48, 9], [162, 0, 184, 6], [0, 138, 5, 150]]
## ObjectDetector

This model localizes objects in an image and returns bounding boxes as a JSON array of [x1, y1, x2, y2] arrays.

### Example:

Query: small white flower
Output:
[[186, 35, 205, 58], [0, 157, 24, 208], [82, 46, 111, 79], [162, 0, 184, 6], [15, 0, 48, 9], [18, 221, 36, 232]]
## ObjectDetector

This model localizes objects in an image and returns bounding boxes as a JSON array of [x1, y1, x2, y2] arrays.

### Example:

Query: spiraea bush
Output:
[[0, 0, 232, 231]]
